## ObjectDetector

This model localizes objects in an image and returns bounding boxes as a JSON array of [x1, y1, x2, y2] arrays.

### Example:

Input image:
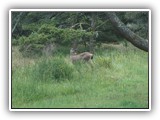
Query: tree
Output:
[[12, 12, 23, 34], [12, 11, 149, 57], [106, 12, 149, 52]]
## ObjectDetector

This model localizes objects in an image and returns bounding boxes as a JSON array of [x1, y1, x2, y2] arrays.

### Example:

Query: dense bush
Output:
[[18, 32, 51, 57], [18, 24, 93, 57], [34, 57, 74, 82]]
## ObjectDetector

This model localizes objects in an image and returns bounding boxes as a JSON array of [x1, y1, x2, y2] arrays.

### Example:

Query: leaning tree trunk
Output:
[[106, 12, 149, 52], [12, 12, 23, 34]]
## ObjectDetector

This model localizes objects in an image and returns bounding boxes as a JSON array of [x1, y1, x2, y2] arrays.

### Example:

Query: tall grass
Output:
[[33, 57, 74, 82], [12, 44, 148, 108]]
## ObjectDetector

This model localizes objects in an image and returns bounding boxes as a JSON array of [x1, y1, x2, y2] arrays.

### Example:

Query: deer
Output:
[[70, 48, 93, 63]]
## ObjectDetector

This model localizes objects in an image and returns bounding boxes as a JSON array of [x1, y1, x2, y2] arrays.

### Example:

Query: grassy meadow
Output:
[[11, 44, 149, 109]]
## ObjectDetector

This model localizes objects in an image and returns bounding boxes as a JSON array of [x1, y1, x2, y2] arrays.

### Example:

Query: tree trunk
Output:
[[89, 13, 97, 53], [12, 12, 23, 34], [106, 12, 149, 52]]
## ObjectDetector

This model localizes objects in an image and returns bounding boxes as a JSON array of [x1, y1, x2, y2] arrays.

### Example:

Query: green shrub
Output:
[[17, 24, 93, 57], [19, 44, 44, 57], [18, 32, 55, 57], [34, 57, 74, 82]]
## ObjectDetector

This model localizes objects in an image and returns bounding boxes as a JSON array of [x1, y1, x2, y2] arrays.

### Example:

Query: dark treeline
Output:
[[11, 11, 149, 57]]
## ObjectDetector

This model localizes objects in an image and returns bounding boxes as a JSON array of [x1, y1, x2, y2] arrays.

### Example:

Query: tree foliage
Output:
[[106, 12, 148, 52], [11, 11, 149, 57]]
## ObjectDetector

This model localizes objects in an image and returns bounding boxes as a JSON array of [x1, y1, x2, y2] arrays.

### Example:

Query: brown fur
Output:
[[70, 48, 93, 63]]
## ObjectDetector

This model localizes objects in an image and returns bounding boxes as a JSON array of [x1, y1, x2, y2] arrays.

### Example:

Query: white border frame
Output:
[[9, 9, 151, 111]]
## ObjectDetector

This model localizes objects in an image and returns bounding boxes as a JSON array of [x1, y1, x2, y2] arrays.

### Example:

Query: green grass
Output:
[[12, 44, 149, 108]]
